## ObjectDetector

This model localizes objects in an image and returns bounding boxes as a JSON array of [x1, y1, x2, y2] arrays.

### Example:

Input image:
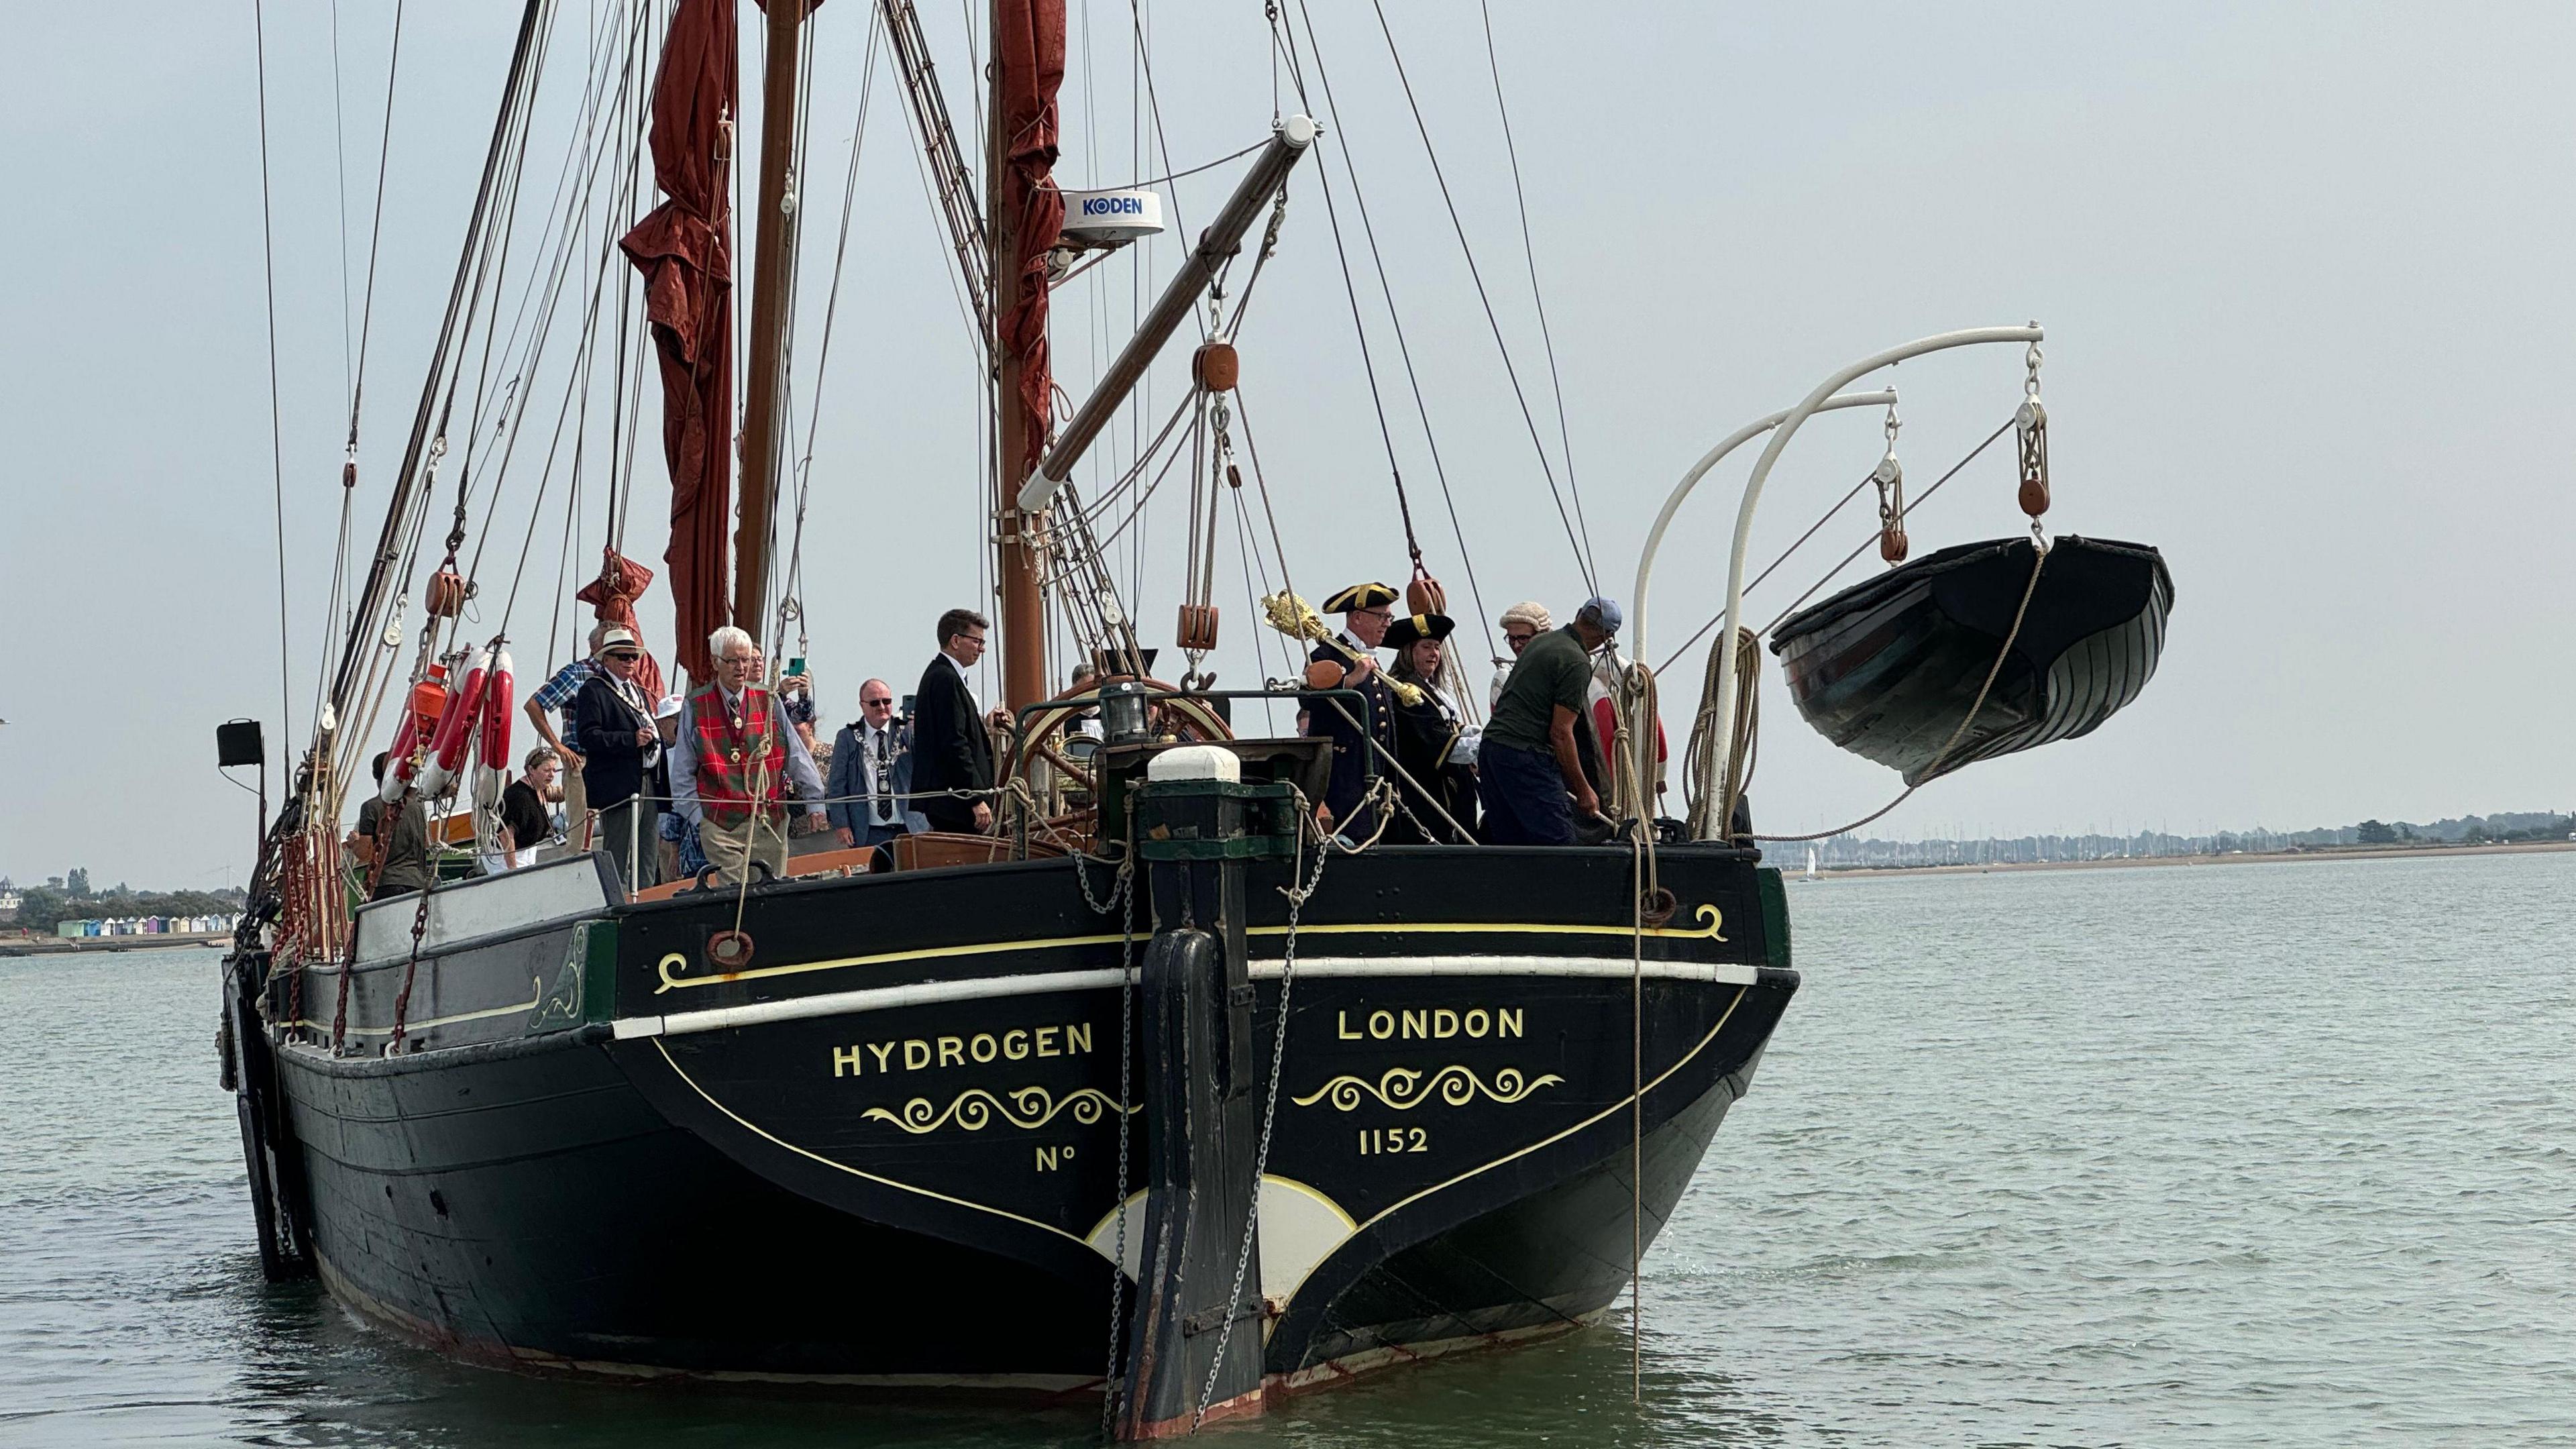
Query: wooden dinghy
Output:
[[1768, 535, 2174, 784]]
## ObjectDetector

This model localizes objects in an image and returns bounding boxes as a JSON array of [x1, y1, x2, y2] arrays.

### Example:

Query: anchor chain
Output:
[[1093, 808, 1139, 1441], [1193, 794, 1330, 1428]]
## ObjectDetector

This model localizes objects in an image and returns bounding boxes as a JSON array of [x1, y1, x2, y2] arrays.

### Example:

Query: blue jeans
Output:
[[1477, 741, 1574, 845]]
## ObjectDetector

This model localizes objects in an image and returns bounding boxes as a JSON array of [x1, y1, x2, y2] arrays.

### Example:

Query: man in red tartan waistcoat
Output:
[[670, 625, 828, 885]]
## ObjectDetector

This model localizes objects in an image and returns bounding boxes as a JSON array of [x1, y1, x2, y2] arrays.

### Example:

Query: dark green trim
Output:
[[1755, 867, 1792, 970], [529, 918, 618, 1034]]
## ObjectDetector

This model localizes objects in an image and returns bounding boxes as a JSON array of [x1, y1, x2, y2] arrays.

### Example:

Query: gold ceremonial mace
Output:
[[1260, 592, 1427, 707]]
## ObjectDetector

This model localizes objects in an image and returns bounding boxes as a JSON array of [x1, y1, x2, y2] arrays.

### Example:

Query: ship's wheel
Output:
[[1005, 676, 1233, 841]]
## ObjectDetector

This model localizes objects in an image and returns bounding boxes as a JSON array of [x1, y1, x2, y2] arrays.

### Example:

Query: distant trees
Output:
[[64, 867, 91, 896], [2356, 820, 2398, 845], [8, 886, 239, 934]]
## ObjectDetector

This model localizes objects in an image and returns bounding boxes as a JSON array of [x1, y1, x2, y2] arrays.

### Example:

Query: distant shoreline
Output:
[[1802, 839, 2576, 881]]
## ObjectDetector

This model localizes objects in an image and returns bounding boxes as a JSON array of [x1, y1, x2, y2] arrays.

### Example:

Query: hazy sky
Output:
[[4, 1, 2571, 890]]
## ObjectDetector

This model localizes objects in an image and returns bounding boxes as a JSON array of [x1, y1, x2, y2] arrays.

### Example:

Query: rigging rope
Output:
[[1285, 17, 1497, 654], [250, 0, 294, 743], [1654, 415, 2019, 674], [1477, 0, 1591, 578], [1089, 135, 1265, 192], [342, 0, 406, 464], [1354, 0, 1599, 592], [1750, 415, 2019, 641]]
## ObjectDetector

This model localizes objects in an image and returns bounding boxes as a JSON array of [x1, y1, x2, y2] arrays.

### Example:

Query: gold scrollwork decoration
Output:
[[1687, 903, 1727, 941], [863, 1085, 1139, 1136], [1291, 1064, 1566, 1113]]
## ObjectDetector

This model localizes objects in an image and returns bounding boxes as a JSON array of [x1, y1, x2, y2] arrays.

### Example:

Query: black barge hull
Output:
[[251, 845, 1796, 1393]]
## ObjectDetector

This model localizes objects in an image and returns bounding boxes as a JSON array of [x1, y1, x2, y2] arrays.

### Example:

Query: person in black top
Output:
[[911, 608, 1000, 835], [494, 747, 559, 869]]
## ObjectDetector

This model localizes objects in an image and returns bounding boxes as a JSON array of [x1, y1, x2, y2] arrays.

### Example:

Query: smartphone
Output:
[[785, 657, 807, 678]]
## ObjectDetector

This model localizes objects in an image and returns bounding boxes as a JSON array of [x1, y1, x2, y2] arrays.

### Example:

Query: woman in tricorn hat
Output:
[[1383, 612, 1479, 844]]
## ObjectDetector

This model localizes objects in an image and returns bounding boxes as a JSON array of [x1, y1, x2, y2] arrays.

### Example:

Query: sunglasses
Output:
[[862, 698, 894, 708], [605, 651, 642, 661]]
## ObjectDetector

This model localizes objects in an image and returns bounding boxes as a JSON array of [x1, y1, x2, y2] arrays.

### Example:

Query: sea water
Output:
[[3, 851, 2570, 1446]]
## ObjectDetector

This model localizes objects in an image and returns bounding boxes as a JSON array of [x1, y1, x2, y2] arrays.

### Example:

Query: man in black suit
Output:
[[571, 627, 662, 887], [910, 608, 998, 835]]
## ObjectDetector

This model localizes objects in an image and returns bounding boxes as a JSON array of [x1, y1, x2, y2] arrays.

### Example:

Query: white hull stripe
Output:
[[612, 955, 1758, 1040]]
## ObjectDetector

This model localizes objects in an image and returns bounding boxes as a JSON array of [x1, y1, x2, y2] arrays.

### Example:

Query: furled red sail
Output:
[[620, 0, 736, 683], [996, 0, 1065, 477], [576, 548, 667, 702]]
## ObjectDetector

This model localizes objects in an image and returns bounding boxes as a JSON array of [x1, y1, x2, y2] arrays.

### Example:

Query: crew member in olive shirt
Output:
[[352, 752, 437, 899], [1477, 597, 1619, 845]]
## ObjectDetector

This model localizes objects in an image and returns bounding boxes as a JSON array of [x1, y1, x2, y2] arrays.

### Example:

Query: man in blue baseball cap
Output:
[[1478, 596, 1619, 845]]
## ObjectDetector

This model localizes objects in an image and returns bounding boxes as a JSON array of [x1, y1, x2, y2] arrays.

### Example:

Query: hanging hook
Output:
[[2017, 330, 2051, 531], [1874, 401, 1908, 564]]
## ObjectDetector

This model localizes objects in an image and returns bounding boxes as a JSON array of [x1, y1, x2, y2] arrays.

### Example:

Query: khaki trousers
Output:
[[564, 761, 592, 849], [701, 812, 791, 885]]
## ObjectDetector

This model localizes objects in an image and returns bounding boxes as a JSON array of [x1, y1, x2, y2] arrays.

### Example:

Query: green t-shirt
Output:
[[1485, 625, 1592, 752], [357, 795, 435, 897]]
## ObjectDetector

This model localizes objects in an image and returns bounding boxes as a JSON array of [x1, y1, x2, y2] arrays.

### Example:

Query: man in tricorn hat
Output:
[[1301, 581, 1400, 840]]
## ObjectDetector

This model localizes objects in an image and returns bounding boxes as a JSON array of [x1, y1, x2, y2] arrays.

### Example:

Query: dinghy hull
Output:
[[1769, 535, 2174, 784]]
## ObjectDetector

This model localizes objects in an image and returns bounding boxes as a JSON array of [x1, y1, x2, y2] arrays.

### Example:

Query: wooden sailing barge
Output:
[[218, 0, 1800, 1432]]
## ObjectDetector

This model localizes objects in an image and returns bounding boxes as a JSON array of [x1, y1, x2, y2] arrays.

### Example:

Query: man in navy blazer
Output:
[[570, 627, 662, 887], [828, 679, 925, 849]]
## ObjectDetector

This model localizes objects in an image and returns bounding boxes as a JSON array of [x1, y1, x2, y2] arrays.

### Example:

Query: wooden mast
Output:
[[734, 0, 810, 643], [988, 1, 1049, 710]]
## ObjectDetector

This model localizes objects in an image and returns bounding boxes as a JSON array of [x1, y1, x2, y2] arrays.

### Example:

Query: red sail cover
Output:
[[575, 549, 667, 702], [620, 0, 736, 683], [996, 0, 1065, 478]]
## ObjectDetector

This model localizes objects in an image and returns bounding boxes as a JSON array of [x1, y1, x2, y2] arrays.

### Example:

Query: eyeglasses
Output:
[[719, 653, 759, 667], [1355, 607, 1392, 621], [861, 698, 894, 708], [605, 651, 641, 662], [1503, 630, 1536, 645]]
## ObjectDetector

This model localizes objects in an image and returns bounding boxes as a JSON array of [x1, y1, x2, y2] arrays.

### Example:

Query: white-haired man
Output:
[[672, 625, 828, 884]]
